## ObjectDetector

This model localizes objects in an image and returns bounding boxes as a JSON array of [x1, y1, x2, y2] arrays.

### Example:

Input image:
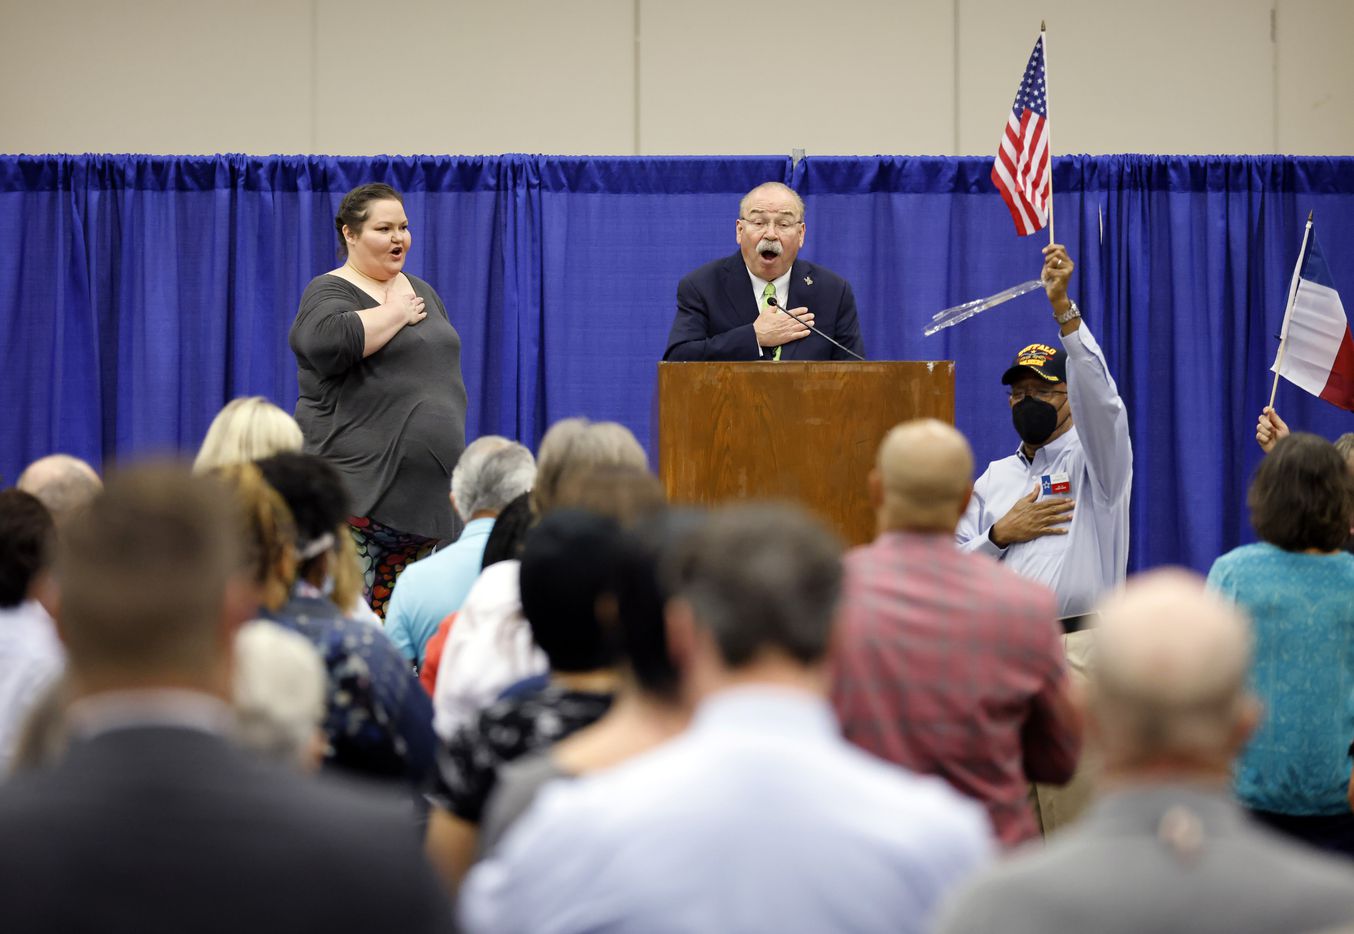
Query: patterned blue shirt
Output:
[[1207, 542, 1354, 815], [266, 594, 436, 788]]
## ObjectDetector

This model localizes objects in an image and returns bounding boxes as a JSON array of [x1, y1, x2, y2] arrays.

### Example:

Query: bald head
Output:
[[739, 181, 804, 221], [17, 455, 102, 525], [1092, 569, 1254, 771], [873, 420, 974, 533]]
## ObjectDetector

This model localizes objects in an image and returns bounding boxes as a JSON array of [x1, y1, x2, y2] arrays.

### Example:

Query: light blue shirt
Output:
[[383, 516, 495, 666], [1208, 542, 1354, 815], [460, 686, 994, 934], [957, 325, 1132, 617]]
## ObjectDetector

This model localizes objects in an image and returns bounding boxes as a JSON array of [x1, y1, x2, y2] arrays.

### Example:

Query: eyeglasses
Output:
[[739, 214, 803, 233], [1006, 386, 1068, 403]]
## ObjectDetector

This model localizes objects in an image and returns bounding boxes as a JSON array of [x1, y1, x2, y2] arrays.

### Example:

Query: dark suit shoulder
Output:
[[792, 258, 851, 291], [0, 729, 452, 934]]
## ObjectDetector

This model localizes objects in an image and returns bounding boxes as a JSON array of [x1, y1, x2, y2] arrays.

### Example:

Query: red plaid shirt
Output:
[[830, 530, 1080, 846]]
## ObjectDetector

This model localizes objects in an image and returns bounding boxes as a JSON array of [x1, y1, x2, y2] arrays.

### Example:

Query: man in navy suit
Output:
[[664, 182, 865, 361]]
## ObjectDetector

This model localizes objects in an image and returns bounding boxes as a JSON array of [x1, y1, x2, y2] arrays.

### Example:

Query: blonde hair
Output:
[[330, 530, 365, 617], [194, 397, 304, 474], [213, 463, 296, 613], [532, 418, 648, 517]]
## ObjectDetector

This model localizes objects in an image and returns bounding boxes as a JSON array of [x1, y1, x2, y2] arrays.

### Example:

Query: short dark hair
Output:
[[1249, 432, 1354, 552], [606, 511, 704, 701], [519, 509, 620, 673], [255, 452, 351, 562], [57, 464, 240, 675], [481, 492, 534, 570], [335, 183, 403, 257], [0, 490, 55, 608], [665, 503, 842, 668]]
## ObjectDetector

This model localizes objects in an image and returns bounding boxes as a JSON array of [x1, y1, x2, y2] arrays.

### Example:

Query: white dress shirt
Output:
[[746, 265, 793, 356], [956, 324, 1132, 618], [431, 560, 547, 741], [460, 686, 993, 934], [0, 599, 64, 772]]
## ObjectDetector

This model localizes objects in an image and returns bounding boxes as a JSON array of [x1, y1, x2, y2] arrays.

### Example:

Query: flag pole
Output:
[[1040, 21, 1055, 247], [1268, 210, 1315, 408]]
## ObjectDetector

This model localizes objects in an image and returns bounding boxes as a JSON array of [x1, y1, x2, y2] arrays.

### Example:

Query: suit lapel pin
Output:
[[803, 275, 813, 286]]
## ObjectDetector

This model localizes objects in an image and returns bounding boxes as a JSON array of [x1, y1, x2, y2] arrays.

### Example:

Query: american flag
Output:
[[992, 35, 1050, 236]]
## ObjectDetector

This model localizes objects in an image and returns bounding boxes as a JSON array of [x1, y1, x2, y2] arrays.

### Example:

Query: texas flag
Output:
[[1271, 226, 1354, 412]]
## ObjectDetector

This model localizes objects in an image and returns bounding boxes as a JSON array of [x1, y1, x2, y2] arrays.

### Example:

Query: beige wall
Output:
[[2, 0, 1351, 156]]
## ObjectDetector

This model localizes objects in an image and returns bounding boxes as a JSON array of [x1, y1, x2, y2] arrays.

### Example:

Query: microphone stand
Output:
[[766, 296, 865, 361]]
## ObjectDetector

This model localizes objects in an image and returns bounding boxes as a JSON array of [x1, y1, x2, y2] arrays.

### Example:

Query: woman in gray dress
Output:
[[290, 183, 467, 617]]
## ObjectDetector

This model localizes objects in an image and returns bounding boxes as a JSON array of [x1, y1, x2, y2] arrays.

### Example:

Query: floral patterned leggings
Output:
[[347, 516, 438, 619]]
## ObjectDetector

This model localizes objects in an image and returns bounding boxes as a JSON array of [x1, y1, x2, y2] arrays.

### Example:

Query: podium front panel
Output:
[[657, 361, 955, 546]]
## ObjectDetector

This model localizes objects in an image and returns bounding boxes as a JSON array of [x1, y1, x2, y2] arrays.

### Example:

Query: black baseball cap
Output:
[[1001, 342, 1067, 385]]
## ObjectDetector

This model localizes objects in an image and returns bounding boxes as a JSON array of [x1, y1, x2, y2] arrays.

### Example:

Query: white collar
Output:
[[67, 689, 235, 739]]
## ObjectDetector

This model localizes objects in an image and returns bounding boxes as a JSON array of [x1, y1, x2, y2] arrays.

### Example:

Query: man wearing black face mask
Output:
[[956, 245, 1132, 620]]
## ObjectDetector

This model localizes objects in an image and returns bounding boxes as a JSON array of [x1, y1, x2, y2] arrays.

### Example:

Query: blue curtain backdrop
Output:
[[2, 153, 1353, 576]]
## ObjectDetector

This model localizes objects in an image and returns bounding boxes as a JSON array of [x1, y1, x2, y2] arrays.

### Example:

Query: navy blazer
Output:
[[0, 726, 453, 934], [664, 252, 865, 361]]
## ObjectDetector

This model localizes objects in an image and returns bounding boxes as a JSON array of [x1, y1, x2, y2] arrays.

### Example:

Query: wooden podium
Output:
[[656, 361, 955, 546]]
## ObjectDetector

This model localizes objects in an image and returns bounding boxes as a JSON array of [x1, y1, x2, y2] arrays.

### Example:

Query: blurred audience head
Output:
[[16, 455, 102, 526], [1248, 432, 1354, 553], [55, 463, 247, 697], [1091, 569, 1256, 776], [1335, 432, 1354, 472], [665, 503, 842, 681], [604, 511, 703, 703], [519, 509, 622, 674], [556, 463, 667, 526], [871, 419, 974, 534], [451, 436, 536, 522], [193, 396, 303, 474], [232, 620, 327, 770], [0, 490, 55, 610], [255, 452, 358, 609], [481, 492, 534, 569], [214, 463, 296, 613], [532, 417, 648, 516]]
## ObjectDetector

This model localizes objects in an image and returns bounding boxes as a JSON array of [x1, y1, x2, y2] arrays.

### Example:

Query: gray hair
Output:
[[665, 503, 842, 668], [452, 436, 536, 521], [532, 418, 648, 517], [232, 620, 327, 768], [1335, 432, 1354, 464]]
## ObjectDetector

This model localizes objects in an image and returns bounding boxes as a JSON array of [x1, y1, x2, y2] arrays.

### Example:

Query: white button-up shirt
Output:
[[460, 686, 994, 933], [956, 325, 1132, 618]]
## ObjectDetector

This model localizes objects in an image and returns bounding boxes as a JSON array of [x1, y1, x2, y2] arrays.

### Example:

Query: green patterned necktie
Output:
[[762, 282, 781, 361]]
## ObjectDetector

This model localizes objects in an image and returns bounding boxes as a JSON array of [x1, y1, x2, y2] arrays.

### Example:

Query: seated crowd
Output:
[[2, 399, 1354, 933]]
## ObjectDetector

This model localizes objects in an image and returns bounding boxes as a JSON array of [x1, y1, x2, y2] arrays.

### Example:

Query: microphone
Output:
[[766, 296, 865, 362]]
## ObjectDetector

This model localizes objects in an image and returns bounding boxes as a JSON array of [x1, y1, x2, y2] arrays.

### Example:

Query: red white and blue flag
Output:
[[992, 35, 1050, 236], [1272, 226, 1354, 412]]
